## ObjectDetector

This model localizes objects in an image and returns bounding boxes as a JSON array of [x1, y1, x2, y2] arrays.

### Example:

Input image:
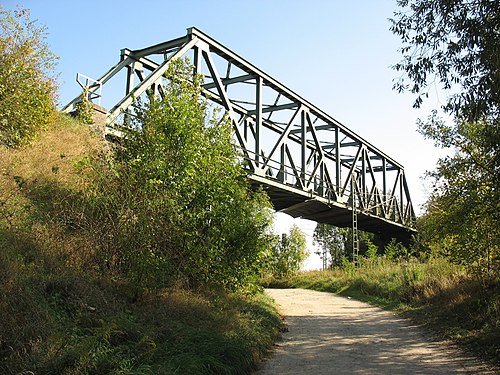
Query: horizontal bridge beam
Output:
[[247, 102, 298, 115], [129, 35, 190, 58], [202, 73, 255, 89]]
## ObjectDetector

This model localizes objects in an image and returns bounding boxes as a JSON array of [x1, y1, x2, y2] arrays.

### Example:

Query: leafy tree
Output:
[[313, 223, 348, 268], [365, 239, 379, 260], [0, 6, 58, 147], [266, 224, 307, 277], [384, 238, 414, 261], [92, 59, 274, 290], [391, 0, 499, 278], [313, 224, 382, 267], [390, 0, 499, 121], [417, 115, 499, 276], [418, 113, 499, 220]]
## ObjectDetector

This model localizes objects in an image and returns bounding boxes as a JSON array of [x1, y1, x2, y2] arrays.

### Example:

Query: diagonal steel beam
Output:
[[200, 44, 254, 169], [107, 38, 198, 123]]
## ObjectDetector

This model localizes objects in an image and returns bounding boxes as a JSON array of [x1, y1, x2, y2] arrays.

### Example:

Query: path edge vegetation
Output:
[[0, 112, 284, 374]]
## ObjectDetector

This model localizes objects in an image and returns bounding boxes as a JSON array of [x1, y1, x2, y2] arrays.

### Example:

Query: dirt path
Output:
[[255, 289, 494, 375]]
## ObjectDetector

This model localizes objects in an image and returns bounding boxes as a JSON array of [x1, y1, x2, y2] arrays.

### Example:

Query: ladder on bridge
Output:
[[352, 206, 359, 266], [351, 176, 360, 265]]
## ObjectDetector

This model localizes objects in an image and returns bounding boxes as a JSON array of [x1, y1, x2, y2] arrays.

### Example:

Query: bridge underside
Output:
[[255, 179, 414, 242]]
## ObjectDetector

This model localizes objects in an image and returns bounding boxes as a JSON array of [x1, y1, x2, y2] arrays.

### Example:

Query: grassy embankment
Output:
[[262, 257, 499, 365], [0, 114, 281, 374]]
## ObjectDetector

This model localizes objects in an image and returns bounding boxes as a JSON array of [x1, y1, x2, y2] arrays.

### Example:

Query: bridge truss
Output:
[[63, 27, 416, 239]]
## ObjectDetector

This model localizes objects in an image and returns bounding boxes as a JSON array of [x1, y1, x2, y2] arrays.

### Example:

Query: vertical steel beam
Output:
[[319, 158, 324, 196], [361, 148, 367, 209], [402, 174, 413, 224], [126, 65, 135, 95], [400, 171, 404, 219], [279, 144, 286, 183], [193, 45, 202, 77], [301, 109, 307, 185], [335, 127, 341, 196], [244, 118, 248, 142], [382, 158, 387, 198], [382, 157, 388, 216], [255, 76, 262, 166]]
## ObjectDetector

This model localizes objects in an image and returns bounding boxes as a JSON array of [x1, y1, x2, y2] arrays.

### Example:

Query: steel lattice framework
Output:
[[63, 27, 416, 239]]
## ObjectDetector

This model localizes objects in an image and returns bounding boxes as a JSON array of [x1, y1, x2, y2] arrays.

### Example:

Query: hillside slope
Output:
[[0, 114, 281, 374]]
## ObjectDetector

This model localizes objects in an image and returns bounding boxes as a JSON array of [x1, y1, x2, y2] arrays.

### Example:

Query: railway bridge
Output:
[[62, 27, 416, 242]]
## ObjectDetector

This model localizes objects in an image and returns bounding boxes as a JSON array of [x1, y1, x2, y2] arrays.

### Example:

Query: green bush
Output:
[[0, 6, 58, 147], [265, 224, 308, 277], [0, 116, 282, 374], [86, 59, 275, 291]]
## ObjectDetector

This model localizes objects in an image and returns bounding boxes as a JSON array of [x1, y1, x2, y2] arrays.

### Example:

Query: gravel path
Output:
[[255, 288, 495, 375]]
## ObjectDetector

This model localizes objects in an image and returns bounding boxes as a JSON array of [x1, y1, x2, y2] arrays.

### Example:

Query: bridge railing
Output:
[[239, 147, 412, 228]]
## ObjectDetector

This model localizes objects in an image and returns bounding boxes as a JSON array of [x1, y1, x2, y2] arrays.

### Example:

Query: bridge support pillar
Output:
[[89, 104, 107, 138]]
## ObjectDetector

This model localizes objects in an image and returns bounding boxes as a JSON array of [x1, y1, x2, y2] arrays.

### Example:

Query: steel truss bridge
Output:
[[63, 27, 416, 241]]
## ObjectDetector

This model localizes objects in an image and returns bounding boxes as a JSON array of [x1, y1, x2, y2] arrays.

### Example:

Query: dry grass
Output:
[[1, 114, 110, 274], [0, 113, 101, 187]]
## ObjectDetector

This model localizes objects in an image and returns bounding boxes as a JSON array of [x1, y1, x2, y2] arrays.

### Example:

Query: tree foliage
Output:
[[0, 6, 58, 147], [90, 59, 274, 290], [418, 113, 499, 219], [313, 224, 382, 267], [313, 223, 348, 267], [266, 224, 308, 277], [417, 114, 499, 276], [390, 0, 499, 121], [391, 0, 499, 278]]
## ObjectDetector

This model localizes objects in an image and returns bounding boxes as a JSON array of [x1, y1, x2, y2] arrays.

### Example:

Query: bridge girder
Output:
[[62, 27, 416, 239]]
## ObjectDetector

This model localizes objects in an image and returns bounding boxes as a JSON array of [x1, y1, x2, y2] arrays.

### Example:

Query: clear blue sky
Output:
[[3, 1, 448, 266]]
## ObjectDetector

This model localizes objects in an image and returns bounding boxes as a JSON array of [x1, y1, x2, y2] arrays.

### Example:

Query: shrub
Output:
[[0, 6, 58, 147], [88, 59, 275, 291], [265, 224, 308, 277], [0, 115, 282, 373]]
